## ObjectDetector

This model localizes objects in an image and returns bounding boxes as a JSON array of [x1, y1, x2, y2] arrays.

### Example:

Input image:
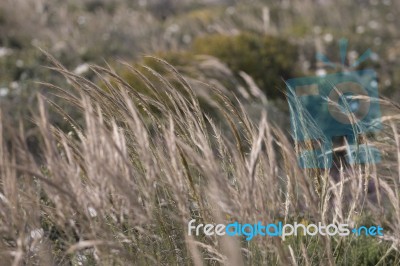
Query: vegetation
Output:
[[192, 33, 299, 98], [1, 0, 400, 265], [0, 55, 398, 265]]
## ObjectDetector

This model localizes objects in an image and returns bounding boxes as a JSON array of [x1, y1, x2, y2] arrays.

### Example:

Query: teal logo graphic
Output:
[[286, 39, 381, 168], [188, 220, 384, 241]]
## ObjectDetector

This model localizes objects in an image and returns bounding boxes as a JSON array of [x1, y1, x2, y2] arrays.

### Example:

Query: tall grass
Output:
[[0, 55, 400, 265]]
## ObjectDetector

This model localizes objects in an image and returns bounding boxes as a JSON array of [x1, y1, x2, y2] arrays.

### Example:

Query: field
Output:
[[1, 0, 400, 265]]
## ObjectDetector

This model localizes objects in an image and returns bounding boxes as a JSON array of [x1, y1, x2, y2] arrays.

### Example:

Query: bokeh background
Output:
[[1, 1, 400, 265], [1, 0, 399, 127]]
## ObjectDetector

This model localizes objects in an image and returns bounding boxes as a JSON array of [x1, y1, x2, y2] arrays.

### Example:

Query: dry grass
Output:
[[0, 55, 400, 265]]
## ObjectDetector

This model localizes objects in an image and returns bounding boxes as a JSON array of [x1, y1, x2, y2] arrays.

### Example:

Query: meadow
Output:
[[1, 0, 400, 265]]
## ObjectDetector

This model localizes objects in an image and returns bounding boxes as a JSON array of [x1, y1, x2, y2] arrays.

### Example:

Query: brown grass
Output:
[[0, 55, 400, 265]]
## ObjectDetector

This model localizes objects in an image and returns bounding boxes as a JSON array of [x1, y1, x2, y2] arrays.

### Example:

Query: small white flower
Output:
[[356, 26, 365, 34], [0, 193, 9, 203], [323, 33, 333, 43], [0, 47, 12, 57], [0, 87, 9, 97], [374, 37, 382, 46], [16, 60, 24, 68], [77, 16, 86, 25], [167, 24, 180, 33], [74, 63, 90, 75], [183, 34, 192, 44], [368, 20, 379, 30], [10, 81, 19, 90], [370, 52, 379, 61], [225, 7, 235, 15], [316, 69, 327, 77], [30, 228, 44, 240], [88, 206, 97, 217], [348, 50, 359, 61]]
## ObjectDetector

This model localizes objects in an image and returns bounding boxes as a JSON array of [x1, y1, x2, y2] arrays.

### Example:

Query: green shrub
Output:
[[192, 33, 300, 99], [336, 236, 395, 265]]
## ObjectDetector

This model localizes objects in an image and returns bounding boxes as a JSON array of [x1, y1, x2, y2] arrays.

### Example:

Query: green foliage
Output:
[[111, 54, 194, 96], [84, 0, 117, 14], [0, 8, 5, 26], [192, 33, 299, 99], [282, 232, 397, 265], [110, 53, 225, 120], [336, 237, 396, 265]]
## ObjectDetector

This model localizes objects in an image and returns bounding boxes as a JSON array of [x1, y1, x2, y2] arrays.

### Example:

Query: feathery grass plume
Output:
[[0, 53, 400, 265]]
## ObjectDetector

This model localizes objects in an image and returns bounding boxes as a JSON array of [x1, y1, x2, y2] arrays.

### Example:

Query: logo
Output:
[[188, 220, 384, 241], [286, 39, 381, 168]]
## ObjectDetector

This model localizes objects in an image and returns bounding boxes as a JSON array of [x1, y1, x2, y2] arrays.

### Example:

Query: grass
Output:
[[0, 54, 399, 265], [1, 2, 400, 264]]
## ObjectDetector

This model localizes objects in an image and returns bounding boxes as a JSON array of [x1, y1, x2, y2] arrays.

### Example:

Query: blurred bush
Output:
[[192, 33, 299, 99], [107, 54, 226, 121]]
